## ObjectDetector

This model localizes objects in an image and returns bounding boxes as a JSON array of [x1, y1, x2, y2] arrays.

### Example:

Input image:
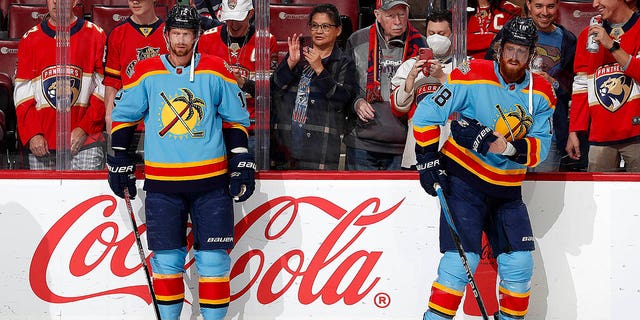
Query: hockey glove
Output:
[[416, 152, 448, 197], [106, 152, 137, 199], [229, 152, 256, 202], [451, 116, 497, 156]]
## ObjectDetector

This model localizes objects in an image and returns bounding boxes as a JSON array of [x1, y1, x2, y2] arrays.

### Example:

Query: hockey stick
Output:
[[123, 189, 161, 320], [434, 183, 492, 320]]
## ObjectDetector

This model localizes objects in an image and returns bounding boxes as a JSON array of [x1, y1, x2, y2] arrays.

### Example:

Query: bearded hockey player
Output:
[[107, 5, 255, 320], [413, 17, 556, 320]]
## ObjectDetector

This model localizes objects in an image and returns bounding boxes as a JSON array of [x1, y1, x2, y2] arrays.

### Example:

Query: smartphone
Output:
[[419, 47, 433, 76], [299, 36, 311, 56]]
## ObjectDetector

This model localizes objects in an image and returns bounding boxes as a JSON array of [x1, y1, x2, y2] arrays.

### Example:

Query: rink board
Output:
[[0, 176, 638, 319]]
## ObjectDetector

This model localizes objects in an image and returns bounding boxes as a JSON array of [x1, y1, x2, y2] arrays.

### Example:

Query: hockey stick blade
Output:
[[123, 189, 162, 320], [435, 184, 491, 320]]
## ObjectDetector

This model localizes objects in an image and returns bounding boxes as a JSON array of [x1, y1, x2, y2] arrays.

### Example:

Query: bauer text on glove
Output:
[[107, 153, 137, 199]]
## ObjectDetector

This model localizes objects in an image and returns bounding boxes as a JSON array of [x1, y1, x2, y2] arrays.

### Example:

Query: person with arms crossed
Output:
[[14, 0, 106, 170], [270, 4, 356, 170], [414, 17, 556, 320], [343, 0, 426, 170], [107, 5, 255, 320], [566, 0, 640, 172], [391, 9, 454, 169], [199, 0, 278, 153], [103, 0, 168, 160], [486, 0, 582, 172]]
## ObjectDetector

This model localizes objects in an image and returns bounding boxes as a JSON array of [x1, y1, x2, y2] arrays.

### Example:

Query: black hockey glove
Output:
[[106, 152, 136, 199], [416, 152, 448, 197], [451, 116, 497, 156], [229, 152, 256, 202]]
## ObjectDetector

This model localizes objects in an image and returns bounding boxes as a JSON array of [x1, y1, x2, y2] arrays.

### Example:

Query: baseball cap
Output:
[[376, 0, 409, 10], [219, 0, 253, 22]]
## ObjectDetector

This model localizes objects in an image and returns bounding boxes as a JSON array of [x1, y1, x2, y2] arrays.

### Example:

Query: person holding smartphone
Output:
[[270, 4, 357, 170], [390, 9, 454, 169]]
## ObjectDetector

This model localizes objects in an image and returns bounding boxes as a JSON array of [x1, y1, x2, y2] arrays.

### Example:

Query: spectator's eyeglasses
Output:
[[309, 23, 338, 32]]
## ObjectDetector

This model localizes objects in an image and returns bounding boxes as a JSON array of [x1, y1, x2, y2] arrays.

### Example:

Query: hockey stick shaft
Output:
[[123, 189, 162, 320], [435, 184, 491, 320]]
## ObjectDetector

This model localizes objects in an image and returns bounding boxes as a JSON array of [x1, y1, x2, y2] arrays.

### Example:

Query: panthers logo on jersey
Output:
[[158, 88, 206, 138], [494, 104, 533, 142], [594, 63, 633, 112], [41, 65, 82, 109], [126, 46, 161, 78]]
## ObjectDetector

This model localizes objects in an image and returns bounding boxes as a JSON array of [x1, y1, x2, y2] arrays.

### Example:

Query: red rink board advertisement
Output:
[[0, 176, 639, 319]]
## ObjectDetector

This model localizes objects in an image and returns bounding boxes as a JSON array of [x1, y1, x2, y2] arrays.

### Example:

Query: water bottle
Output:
[[586, 15, 602, 53]]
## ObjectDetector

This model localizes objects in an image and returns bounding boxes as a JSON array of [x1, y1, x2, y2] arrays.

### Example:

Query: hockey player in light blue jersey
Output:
[[107, 5, 255, 320], [414, 17, 556, 320]]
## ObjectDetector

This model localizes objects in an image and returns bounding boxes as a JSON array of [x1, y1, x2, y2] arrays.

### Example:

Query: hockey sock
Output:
[[497, 251, 533, 319], [424, 251, 480, 320], [151, 248, 188, 320], [195, 249, 231, 320]]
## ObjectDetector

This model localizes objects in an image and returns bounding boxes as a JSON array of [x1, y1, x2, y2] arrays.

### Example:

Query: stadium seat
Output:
[[91, 4, 168, 35], [0, 39, 18, 80], [84, 0, 173, 17], [288, 0, 358, 31], [557, 0, 599, 37], [8, 3, 83, 39], [269, 4, 313, 42]]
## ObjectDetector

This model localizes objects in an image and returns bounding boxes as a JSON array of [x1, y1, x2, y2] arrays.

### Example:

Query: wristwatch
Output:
[[609, 40, 621, 53]]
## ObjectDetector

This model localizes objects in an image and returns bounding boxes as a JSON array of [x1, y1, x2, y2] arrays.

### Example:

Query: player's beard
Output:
[[170, 42, 194, 58], [499, 57, 528, 83]]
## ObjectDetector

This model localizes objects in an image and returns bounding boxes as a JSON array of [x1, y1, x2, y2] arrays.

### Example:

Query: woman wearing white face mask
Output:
[[390, 10, 455, 169]]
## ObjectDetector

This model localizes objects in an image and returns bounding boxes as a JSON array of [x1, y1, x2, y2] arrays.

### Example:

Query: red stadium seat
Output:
[[8, 3, 83, 39], [0, 39, 18, 80], [289, 0, 358, 31], [84, 0, 173, 17], [557, 0, 599, 37], [91, 4, 168, 35], [269, 4, 313, 42]]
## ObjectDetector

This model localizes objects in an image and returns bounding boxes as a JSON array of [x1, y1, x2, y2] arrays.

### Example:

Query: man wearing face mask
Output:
[[391, 9, 454, 169], [343, 0, 426, 170]]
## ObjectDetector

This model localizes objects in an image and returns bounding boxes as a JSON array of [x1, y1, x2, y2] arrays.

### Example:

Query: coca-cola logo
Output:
[[30, 195, 403, 306]]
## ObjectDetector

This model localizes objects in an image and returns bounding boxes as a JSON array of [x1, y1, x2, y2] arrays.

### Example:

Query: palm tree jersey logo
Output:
[[158, 88, 205, 138]]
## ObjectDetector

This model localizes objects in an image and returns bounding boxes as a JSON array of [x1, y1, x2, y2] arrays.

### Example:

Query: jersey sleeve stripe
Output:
[[414, 125, 440, 147]]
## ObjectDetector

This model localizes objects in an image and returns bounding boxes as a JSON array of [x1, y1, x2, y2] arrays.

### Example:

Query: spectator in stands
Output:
[[103, 0, 168, 161], [467, 0, 522, 59], [192, 0, 223, 30], [343, 0, 426, 170], [14, 0, 106, 170], [486, 0, 583, 172], [391, 9, 453, 169], [270, 4, 357, 170], [566, 0, 640, 172], [199, 0, 277, 153]]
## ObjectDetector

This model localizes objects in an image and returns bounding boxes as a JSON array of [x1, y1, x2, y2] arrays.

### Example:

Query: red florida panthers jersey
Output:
[[570, 13, 640, 145], [199, 25, 277, 130], [467, 1, 521, 59], [14, 19, 106, 149], [103, 18, 167, 90]]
